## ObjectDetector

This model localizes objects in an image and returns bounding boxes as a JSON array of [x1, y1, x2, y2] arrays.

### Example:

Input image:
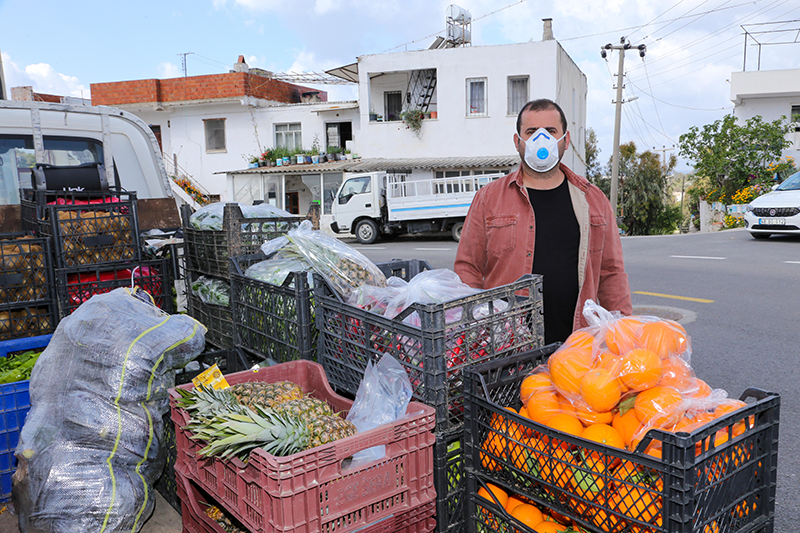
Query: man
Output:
[[455, 99, 632, 343]]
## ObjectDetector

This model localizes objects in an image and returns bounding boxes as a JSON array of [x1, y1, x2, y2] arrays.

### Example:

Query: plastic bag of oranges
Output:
[[518, 300, 748, 455]]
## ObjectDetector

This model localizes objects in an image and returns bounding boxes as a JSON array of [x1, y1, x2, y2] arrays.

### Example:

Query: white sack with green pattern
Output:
[[12, 287, 206, 533]]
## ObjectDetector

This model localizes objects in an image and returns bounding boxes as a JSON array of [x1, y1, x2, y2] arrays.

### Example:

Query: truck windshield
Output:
[[338, 176, 371, 203], [0, 135, 104, 205]]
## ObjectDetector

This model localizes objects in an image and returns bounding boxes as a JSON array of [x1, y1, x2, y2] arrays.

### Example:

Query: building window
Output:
[[508, 76, 529, 115], [204, 119, 226, 152], [467, 78, 487, 116], [275, 123, 302, 150], [385, 91, 403, 122], [792, 105, 800, 132]]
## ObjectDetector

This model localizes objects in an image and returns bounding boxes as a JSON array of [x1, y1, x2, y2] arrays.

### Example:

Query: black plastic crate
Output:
[[186, 281, 233, 350], [21, 188, 141, 269], [230, 252, 316, 363], [0, 233, 54, 306], [315, 260, 544, 435], [55, 258, 173, 318], [0, 233, 58, 341], [463, 345, 780, 533], [157, 347, 265, 514], [182, 203, 307, 278], [434, 429, 468, 533]]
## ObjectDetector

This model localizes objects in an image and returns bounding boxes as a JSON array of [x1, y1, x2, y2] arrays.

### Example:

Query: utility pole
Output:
[[0, 48, 7, 100], [652, 145, 675, 168], [178, 52, 194, 77], [601, 37, 646, 218]]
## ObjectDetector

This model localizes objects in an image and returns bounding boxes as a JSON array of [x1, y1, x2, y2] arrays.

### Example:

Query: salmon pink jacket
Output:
[[454, 163, 632, 331]]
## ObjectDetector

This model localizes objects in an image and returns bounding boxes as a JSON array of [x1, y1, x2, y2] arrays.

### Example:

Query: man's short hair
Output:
[[516, 99, 568, 135]]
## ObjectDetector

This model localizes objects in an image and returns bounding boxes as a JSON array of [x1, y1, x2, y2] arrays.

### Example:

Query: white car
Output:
[[744, 171, 800, 239]]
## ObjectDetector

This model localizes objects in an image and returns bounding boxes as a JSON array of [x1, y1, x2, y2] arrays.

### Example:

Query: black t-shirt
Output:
[[527, 178, 580, 344]]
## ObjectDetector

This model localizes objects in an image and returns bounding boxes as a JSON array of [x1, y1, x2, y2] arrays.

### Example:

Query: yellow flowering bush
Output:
[[723, 214, 745, 229]]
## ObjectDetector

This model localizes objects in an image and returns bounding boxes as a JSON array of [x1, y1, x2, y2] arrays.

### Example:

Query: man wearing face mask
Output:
[[455, 99, 632, 343]]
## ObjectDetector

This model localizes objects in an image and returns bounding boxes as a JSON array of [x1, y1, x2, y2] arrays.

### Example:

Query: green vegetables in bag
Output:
[[0, 349, 42, 384]]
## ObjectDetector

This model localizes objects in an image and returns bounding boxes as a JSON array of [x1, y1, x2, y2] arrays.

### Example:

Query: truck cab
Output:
[[330, 172, 385, 243]]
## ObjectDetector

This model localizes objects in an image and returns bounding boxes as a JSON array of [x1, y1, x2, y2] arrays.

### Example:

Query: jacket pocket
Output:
[[589, 214, 607, 254], [486, 215, 517, 256]]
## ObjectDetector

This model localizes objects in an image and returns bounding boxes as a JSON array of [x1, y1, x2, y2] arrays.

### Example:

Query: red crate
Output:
[[170, 360, 437, 533], [176, 467, 437, 533]]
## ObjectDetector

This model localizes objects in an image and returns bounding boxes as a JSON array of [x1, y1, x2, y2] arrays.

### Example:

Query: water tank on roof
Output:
[[447, 25, 471, 45], [447, 4, 471, 23]]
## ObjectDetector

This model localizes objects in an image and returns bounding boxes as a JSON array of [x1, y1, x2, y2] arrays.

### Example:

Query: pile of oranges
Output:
[[520, 315, 748, 457], [477, 482, 575, 532], [478, 309, 755, 532]]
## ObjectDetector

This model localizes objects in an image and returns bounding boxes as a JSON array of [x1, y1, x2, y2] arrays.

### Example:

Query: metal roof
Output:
[[222, 155, 519, 175]]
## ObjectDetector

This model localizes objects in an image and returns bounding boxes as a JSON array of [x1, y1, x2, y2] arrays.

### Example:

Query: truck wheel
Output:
[[451, 221, 464, 242], [355, 219, 379, 244]]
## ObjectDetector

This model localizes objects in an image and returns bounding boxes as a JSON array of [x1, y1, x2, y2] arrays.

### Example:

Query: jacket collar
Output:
[[508, 162, 590, 191]]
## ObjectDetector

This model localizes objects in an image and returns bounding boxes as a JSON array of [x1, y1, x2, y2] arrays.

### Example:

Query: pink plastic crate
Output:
[[170, 360, 437, 533], [176, 467, 437, 533]]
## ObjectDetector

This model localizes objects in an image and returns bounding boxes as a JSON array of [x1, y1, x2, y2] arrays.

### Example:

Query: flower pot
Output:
[[369, 114, 377, 122], [276, 159, 283, 167], [249, 162, 259, 168], [430, 111, 438, 119], [312, 155, 320, 164]]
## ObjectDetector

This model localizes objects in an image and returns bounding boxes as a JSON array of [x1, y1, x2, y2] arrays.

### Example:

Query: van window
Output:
[[338, 176, 371, 203], [0, 135, 105, 205]]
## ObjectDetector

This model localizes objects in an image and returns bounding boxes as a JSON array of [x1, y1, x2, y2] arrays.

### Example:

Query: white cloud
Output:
[[1, 54, 89, 99], [314, 0, 341, 15], [158, 62, 182, 78]]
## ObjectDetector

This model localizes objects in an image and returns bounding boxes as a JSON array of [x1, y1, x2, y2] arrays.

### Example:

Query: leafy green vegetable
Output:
[[0, 349, 42, 383]]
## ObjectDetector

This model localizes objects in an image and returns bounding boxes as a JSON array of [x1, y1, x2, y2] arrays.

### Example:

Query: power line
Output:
[[626, 78, 734, 111], [627, 0, 692, 41], [649, 0, 724, 43], [640, 60, 668, 142]]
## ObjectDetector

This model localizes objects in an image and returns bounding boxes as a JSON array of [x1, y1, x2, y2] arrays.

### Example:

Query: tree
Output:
[[678, 114, 792, 203], [585, 128, 604, 181], [612, 142, 680, 235]]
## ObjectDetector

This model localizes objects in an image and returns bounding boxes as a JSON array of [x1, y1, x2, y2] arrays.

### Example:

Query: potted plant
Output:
[[376, 114, 383, 122], [245, 154, 259, 168], [369, 106, 378, 122], [402, 108, 424, 138]]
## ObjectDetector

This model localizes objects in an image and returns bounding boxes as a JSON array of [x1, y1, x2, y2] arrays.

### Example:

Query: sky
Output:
[[1, 0, 799, 173]]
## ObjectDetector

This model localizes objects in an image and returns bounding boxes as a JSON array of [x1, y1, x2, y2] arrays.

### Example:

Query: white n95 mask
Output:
[[524, 128, 567, 173]]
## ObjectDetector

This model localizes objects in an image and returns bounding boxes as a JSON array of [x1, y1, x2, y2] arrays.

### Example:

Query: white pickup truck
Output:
[[0, 100, 179, 232], [330, 171, 503, 244]]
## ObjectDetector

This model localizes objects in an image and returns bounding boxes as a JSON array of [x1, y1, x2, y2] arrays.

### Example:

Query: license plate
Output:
[[759, 218, 785, 225]]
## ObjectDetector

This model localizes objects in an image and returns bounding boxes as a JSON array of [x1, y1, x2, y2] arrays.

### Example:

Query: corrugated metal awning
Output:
[[222, 155, 519, 175]]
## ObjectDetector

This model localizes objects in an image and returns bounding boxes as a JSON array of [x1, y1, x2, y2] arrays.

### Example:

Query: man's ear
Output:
[[513, 133, 521, 149]]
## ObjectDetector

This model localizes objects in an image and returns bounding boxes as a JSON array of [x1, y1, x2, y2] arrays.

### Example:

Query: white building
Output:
[[730, 67, 800, 159], [92, 19, 587, 231]]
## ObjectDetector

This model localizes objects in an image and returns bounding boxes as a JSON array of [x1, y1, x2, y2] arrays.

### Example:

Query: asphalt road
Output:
[[348, 228, 800, 529]]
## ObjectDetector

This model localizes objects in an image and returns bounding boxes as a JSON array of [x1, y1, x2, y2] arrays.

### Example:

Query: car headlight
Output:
[[745, 204, 753, 212]]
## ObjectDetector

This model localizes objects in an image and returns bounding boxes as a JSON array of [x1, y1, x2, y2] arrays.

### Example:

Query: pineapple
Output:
[[272, 397, 335, 420], [229, 381, 303, 410], [198, 404, 357, 460]]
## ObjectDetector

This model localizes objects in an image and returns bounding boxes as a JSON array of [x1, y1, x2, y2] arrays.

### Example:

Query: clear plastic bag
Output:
[[189, 202, 293, 231], [260, 220, 386, 298], [244, 257, 314, 288], [13, 288, 206, 533], [346, 269, 509, 326], [517, 299, 740, 457], [190, 275, 230, 306], [346, 354, 413, 463]]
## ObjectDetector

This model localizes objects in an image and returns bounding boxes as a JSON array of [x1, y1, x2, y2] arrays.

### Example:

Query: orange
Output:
[[480, 432, 504, 471], [657, 355, 693, 391], [593, 351, 624, 375], [620, 348, 663, 391], [509, 503, 544, 530], [688, 378, 712, 398], [580, 368, 622, 412], [536, 445, 575, 490], [526, 389, 562, 424], [637, 319, 688, 358], [510, 437, 539, 474], [633, 386, 685, 427], [517, 406, 536, 438], [563, 329, 596, 351], [548, 346, 593, 396], [612, 409, 642, 449], [505, 494, 527, 513], [476, 482, 509, 509], [557, 394, 578, 418], [543, 413, 583, 448], [575, 402, 614, 426], [609, 485, 662, 532], [532, 521, 568, 532], [604, 317, 643, 355], [573, 452, 609, 500], [582, 423, 625, 450], [520, 372, 552, 405]]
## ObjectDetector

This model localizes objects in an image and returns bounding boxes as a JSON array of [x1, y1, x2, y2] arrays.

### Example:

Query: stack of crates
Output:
[[181, 203, 307, 350], [462, 345, 781, 533], [313, 260, 545, 533], [20, 188, 173, 319], [0, 334, 51, 502], [169, 360, 438, 533], [0, 233, 58, 340]]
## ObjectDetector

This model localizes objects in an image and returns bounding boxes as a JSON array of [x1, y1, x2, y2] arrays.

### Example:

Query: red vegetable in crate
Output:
[[66, 266, 162, 307]]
